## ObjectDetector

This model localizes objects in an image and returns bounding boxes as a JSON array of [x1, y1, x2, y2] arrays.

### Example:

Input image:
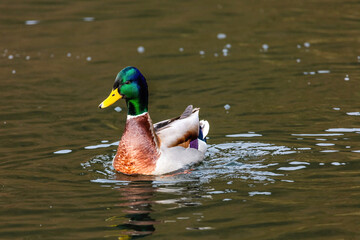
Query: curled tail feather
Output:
[[199, 120, 210, 141]]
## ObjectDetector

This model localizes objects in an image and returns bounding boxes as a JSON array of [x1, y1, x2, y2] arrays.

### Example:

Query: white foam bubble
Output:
[[249, 191, 271, 196], [262, 44, 269, 51], [226, 133, 262, 138], [316, 143, 335, 146], [84, 144, 111, 150], [282, 180, 295, 183], [296, 147, 311, 150], [222, 48, 228, 56], [331, 162, 345, 166], [346, 112, 360, 116], [83, 17, 95, 22], [320, 150, 339, 153], [289, 161, 310, 165], [292, 133, 343, 137], [217, 33, 227, 39], [54, 149, 72, 154], [137, 46, 145, 54], [326, 128, 360, 132], [25, 20, 40, 25], [277, 166, 307, 171]]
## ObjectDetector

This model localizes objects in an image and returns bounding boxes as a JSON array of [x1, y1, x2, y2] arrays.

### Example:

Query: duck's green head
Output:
[[99, 66, 148, 116]]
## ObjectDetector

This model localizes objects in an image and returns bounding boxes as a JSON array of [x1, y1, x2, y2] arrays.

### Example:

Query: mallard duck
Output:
[[99, 66, 209, 175]]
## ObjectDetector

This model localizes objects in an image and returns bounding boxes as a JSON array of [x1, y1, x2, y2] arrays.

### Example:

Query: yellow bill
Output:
[[99, 88, 122, 109]]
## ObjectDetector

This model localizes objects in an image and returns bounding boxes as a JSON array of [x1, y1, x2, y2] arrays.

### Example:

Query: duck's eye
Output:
[[125, 81, 130, 84]]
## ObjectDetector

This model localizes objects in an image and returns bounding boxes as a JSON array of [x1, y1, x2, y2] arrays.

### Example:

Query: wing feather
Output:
[[155, 105, 200, 148]]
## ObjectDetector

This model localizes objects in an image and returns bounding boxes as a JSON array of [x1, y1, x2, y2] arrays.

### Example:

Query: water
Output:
[[1, 0, 360, 239]]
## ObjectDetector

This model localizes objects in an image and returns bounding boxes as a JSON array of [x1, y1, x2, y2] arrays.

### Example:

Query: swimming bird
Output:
[[99, 66, 209, 175]]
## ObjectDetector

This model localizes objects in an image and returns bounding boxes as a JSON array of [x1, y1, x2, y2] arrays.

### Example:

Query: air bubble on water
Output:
[[249, 191, 271, 196], [25, 20, 40, 25], [114, 106, 122, 112], [25, 56, 30, 60], [101, 140, 109, 143], [358, 56, 360, 62], [214, 53, 219, 57], [83, 17, 95, 22], [297, 44, 301, 49], [303, 72, 308, 75], [54, 149, 72, 154], [225, 43, 231, 49], [86, 56, 92, 61], [346, 112, 360, 116], [224, 104, 230, 110], [217, 33, 226, 39], [179, 47, 184, 52], [309, 72, 316, 75], [8, 55, 13, 60], [331, 162, 342, 166], [318, 70, 330, 74], [137, 46, 145, 54], [222, 48, 228, 56], [304, 42, 310, 48], [12, 70, 16, 74], [262, 44, 269, 52], [333, 107, 340, 111], [67, 53, 71, 57], [296, 58, 301, 63], [344, 74, 349, 81], [199, 50, 205, 55]]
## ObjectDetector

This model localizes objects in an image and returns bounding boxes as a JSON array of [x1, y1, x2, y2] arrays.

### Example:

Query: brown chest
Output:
[[112, 113, 160, 175]]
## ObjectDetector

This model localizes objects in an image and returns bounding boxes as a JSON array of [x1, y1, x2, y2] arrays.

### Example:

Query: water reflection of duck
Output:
[[99, 66, 210, 175], [112, 176, 156, 239]]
